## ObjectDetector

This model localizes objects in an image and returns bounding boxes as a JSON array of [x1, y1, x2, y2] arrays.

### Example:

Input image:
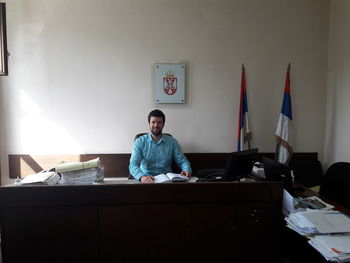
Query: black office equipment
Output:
[[223, 148, 258, 181], [263, 157, 294, 195], [197, 148, 258, 182]]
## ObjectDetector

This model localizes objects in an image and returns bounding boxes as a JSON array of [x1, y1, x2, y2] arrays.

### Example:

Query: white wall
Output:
[[0, 0, 330, 184], [325, 0, 350, 166]]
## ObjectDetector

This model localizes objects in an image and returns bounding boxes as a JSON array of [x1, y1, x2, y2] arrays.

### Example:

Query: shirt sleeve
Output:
[[129, 139, 146, 180], [172, 138, 192, 173]]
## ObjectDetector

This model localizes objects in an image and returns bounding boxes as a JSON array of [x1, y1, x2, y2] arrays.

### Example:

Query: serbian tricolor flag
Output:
[[275, 63, 293, 164], [237, 64, 252, 151]]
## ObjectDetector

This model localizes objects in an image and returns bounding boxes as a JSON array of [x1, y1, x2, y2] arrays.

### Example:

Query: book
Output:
[[154, 173, 189, 183]]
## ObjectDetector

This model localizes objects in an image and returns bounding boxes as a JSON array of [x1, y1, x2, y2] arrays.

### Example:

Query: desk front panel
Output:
[[0, 181, 283, 263], [0, 206, 99, 263], [99, 202, 280, 263]]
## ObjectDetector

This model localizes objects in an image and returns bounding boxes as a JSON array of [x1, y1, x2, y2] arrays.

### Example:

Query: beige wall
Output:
[[0, 0, 330, 184], [325, 0, 350, 166]]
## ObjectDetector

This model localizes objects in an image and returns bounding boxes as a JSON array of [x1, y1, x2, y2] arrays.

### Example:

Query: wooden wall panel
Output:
[[8, 152, 318, 179]]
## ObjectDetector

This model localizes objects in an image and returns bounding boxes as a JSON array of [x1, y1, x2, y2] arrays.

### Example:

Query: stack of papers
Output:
[[286, 210, 350, 236], [308, 234, 350, 262], [21, 171, 60, 185], [55, 158, 100, 173], [60, 167, 104, 185], [285, 193, 350, 262], [55, 158, 104, 185]]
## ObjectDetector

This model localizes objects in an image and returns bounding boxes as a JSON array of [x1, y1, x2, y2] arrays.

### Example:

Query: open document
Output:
[[21, 171, 60, 185], [154, 173, 189, 183]]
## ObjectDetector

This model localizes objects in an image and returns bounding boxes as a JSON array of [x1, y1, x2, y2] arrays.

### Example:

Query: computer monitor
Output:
[[262, 157, 294, 195], [222, 148, 259, 181]]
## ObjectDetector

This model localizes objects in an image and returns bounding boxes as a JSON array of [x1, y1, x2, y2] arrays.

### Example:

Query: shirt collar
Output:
[[147, 133, 165, 144]]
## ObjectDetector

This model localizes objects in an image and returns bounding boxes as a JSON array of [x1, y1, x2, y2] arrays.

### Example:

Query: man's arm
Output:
[[129, 139, 146, 180], [172, 139, 192, 176]]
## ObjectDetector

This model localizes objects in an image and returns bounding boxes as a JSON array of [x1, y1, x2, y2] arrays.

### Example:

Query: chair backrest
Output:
[[319, 162, 350, 209], [289, 159, 323, 187], [134, 133, 172, 141]]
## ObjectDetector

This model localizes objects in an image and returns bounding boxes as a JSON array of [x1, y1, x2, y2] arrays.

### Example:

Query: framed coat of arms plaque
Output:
[[154, 63, 185, 103]]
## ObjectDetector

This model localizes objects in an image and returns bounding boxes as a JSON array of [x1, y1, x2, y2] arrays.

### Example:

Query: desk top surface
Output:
[[294, 182, 350, 215]]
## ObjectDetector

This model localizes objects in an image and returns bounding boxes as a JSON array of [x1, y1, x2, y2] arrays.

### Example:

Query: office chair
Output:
[[319, 162, 350, 209], [128, 133, 172, 180], [289, 159, 323, 187]]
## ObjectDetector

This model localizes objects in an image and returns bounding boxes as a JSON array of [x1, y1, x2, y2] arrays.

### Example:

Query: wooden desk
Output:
[[0, 180, 283, 263]]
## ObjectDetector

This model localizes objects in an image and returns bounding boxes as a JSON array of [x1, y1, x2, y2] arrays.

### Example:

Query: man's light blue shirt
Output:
[[129, 133, 192, 180]]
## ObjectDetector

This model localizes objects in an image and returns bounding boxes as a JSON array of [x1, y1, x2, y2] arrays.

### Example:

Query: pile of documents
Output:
[[286, 210, 350, 235], [55, 158, 104, 184], [285, 209, 350, 262], [308, 234, 350, 262], [21, 171, 60, 185]]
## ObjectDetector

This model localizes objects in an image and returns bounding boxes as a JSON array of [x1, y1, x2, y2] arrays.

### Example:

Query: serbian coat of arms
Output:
[[163, 71, 177, 95], [155, 63, 185, 103]]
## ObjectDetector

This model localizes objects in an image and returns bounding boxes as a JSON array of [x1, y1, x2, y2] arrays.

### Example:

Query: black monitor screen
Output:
[[222, 148, 258, 181]]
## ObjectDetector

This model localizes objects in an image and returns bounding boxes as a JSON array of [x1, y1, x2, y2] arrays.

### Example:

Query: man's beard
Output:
[[150, 128, 162, 137]]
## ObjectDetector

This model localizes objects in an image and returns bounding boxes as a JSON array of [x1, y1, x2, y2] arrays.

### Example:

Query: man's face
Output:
[[149, 117, 164, 136]]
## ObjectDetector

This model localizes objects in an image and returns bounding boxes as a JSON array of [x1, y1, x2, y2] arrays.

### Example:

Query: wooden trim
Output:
[[8, 152, 318, 179], [0, 3, 8, 76]]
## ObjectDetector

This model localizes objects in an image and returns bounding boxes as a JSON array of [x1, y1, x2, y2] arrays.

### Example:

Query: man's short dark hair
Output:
[[148, 109, 166, 123]]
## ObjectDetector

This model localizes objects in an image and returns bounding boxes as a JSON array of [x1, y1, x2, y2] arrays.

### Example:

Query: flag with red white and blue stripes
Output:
[[237, 64, 252, 151], [275, 63, 293, 164]]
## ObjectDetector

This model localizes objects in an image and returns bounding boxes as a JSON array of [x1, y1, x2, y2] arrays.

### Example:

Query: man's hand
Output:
[[140, 176, 154, 183], [180, 171, 191, 177]]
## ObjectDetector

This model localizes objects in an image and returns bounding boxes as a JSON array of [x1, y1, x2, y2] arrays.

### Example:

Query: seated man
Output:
[[129, 109, 192, 183]]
